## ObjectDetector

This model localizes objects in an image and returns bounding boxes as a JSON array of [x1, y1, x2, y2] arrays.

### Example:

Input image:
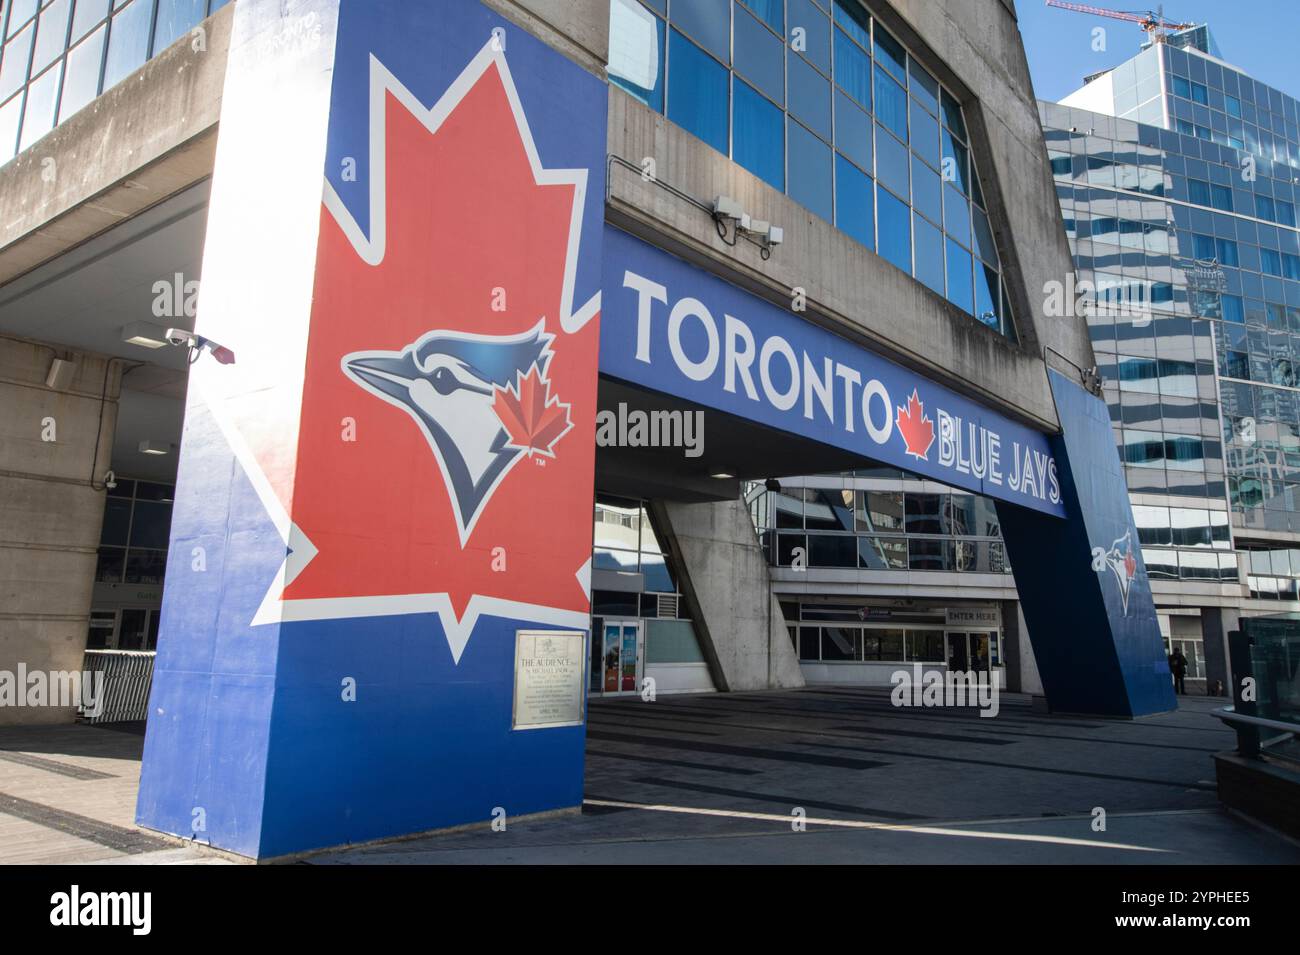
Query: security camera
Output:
[[103, 470, 117, 491], [166, 328, 235, 365]]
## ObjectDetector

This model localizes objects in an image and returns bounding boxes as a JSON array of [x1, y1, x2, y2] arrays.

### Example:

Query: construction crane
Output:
[[1044, 1, 1196, 43]]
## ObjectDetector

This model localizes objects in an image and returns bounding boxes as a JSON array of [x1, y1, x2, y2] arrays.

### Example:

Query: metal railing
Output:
[[1215, 617, 1300, 756], [79, 650, 155, 724]]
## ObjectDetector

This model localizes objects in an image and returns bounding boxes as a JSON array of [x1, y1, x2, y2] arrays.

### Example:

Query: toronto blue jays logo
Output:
[[1091, 529, 1139, 615], [342, 320, 573, 546]]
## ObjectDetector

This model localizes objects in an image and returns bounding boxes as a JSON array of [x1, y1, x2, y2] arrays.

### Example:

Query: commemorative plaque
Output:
[[512, 630, 586, 730]]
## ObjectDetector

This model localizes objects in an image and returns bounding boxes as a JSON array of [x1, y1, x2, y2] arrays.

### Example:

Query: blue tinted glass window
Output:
[[788, 0, 829, 73], [153, 0, 207, 55], [1261, 248, 1282, 276], [1211, 184, 1232, 211], [734, 4, 783, 102], [0, 23, 34, 102], [875, 124, 908, 197], [1188, 178, 1212, 205], [873, 23, 905, 84], [942, 128, 969, 193], [1190, 82, 1207, 105], [788, 50, 831, 140], [835, 153, 873, 250], [877, 185, 911, 273], [1216, 238, 1239, 267], [1222, 294, 1244, 323], [971, 205, 996, 265], [1172, 75, 1191, 98], [1277, 201, 1296, 227], [668, 29, 728, 154], [609, 0, 665, 112], [1255, 194, 1275, 220], [6, 0, 38, 38], [911, 155, 940, 223], [910, 59, 939, 115], [788, 119, 832, 220], [945, 238, 974, 313], [834, 89, 871, 173], [975, 262, 999, 328], [32, 0, 71, 75], [71, 0, 111, 43], [910, 98, 939, 166], [673, 0, 729, 61], [1193, 233, 1216, 259], [832, 0, 870, 49], [833, 25, 869, 109], [913, 212, 943, 294], [739, 0, 781, 32], [18, 62, 58, 151], [1225, 93, 1240, 117], [103, 0, 152, 91], [875, 63, 907, 141], [734, 79, 783, 190], [943, 182, 970, 247], [941, 89, 966, 140]]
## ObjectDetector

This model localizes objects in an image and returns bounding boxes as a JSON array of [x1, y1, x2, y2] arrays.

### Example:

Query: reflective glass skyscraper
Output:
[[1040, 24, 1300, 691]]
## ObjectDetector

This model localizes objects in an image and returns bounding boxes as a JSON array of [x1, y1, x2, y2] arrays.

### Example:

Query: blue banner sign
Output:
[[600, 227, 1066, 517]]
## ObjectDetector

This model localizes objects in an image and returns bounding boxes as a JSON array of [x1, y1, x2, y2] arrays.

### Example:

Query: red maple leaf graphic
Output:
[[1123, 548, 1137, 580], [494, 365, 573, 457], [896, 389, 935, 460]]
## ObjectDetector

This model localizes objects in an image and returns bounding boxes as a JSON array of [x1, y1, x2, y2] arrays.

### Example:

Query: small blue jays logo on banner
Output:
[[1091, 529, 1139, 615], [342, 321, 571, 545]]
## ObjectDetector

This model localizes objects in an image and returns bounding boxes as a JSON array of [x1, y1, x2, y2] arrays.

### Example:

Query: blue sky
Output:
[[1016, 0, 1300, 103]]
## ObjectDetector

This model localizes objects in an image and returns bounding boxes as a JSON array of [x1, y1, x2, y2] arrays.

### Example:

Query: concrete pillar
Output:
[[653, 497, 804, 692], [0, 337, 119, 724], [1200, 606, 1237, 698], [135, 0, 607, 859]]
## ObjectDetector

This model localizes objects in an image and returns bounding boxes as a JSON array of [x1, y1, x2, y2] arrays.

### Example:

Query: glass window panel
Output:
[[608, 0, 665, 112], [857, 490, 903, 531], [672, 0, 729, 61], [971, 205, 996, 264], [57, 22, 103, 121], [835, 152, 873, 250], [667, 29, 728, 154], [875, 122, 908, 196], [909, 97, 938, 165], [832, 24, 869, 109], [0, 92, 22, 162], [124, 550, 166, 585], [834, 88, 870, 172], [909, 57, 939, 114], [810, 534, 857, 567], [71, 0, 111, 42], [909, 538, 950, 570], [821, 626, 860, 660], [18, 62, 59, 151], [733, 78, 783, 189], [128, 500, 174, 549], [32, 0, 71, 76], [874, 63, 906, 141], [788, 117, 832, 220], [787, 0, 829, 73], [95, 546, 125, 583], [739, 0, 781, 32], [974, 262, 998, 329], [942, 127, 969, 193], [945, 237, 974, 313], [943, 182, 970, 247], [0, 23, 35, 102], [913, 212, 944, 294], [877, 184, 911, 273], [832, 0, 869, 49], [102, 0, 150, 91], [911, 153, 940, 223], [941, 88, 966, 139], [153, 0, 206, 54], [7, 0, 39, 38], [733, 3, 782, 103], [859, 535, 907, 569], [788, 48, 830, 140], [873, 22, 905, 84]]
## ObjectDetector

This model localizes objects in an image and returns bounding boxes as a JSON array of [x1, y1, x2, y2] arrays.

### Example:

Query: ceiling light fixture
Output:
[[138, 439, 171, 456], [120, 321, 172, 349]]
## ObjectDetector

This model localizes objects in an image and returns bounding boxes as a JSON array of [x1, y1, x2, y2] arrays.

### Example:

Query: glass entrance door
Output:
[[945, 631, 970, 671], [599, 620, 643, 696]]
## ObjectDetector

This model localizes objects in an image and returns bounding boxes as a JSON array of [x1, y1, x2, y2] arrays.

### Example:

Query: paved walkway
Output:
[[0, 689, 1295, 864]]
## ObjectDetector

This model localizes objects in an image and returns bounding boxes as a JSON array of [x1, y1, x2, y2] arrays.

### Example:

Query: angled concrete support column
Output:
[[653, 497, 804, 692]]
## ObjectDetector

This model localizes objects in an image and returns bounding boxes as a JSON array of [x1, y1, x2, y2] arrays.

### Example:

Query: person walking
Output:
[[1169, 646, 1188, 695]]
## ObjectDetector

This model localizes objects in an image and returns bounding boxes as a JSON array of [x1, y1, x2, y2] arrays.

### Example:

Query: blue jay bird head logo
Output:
[[1091, 529, 1139, 616], [342, 320, 564, 545]]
